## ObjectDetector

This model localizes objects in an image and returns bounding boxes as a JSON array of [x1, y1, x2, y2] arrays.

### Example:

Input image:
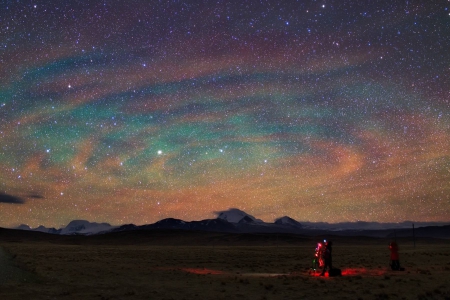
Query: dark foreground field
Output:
[[1, 229, 449, 300]]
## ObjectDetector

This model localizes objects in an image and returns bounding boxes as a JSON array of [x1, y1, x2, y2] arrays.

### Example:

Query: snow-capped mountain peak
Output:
[[60, 220, 115, 235], [16, 224, 31, 230], [216, 208, 264, 224], [274, 216, 302, 228]]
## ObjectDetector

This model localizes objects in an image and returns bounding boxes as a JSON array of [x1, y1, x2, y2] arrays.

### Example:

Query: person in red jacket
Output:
[[320, 241, 333, 276], [389, 241, 400, 270]]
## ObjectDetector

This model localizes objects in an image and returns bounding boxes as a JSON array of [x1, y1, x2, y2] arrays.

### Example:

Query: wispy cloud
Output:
[[27, 194, 44, 199], [0, 193, 25, 204]]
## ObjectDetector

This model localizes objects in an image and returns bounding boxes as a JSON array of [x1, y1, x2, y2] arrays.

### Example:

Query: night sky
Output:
[[1, 0, 449, 228]]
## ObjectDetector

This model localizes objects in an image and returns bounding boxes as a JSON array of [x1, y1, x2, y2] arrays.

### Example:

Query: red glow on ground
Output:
[[157, 267, 390, 277], [180, 268, 226, 275], [308, 268, 388, 277], [310, 270, 328, 277], [341, 268, 386, 276], [309, 268, 387, 277]]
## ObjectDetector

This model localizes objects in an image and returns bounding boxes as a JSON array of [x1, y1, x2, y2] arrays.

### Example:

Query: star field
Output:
[[0, 0, 449, 228]]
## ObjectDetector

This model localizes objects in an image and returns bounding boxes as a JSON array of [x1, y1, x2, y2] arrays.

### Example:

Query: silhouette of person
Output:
[[389, 241, 400, 270], [320, 241, 332, 276]]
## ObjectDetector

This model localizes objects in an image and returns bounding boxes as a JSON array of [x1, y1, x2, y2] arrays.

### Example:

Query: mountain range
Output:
[[13, 208, 450, 238]]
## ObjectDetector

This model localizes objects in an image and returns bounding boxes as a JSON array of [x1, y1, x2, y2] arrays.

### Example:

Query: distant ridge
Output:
[[16, 220, 115, 235], [12, 208, 450, 238]]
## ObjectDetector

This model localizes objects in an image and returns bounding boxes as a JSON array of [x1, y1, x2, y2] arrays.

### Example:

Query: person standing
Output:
[[320, 241, 333, 276], [389, 241, 400, 270]]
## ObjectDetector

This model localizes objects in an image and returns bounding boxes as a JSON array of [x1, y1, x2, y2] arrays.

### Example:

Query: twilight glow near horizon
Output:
[[1, 0, 449, 228]]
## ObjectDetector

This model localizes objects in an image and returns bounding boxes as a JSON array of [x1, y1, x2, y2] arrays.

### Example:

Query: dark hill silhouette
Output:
[[7, 208, 450, 238], [2, 226, 449, 247]]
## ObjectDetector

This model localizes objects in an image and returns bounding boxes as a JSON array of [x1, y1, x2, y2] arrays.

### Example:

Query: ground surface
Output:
[[0, 233, 449, 300]]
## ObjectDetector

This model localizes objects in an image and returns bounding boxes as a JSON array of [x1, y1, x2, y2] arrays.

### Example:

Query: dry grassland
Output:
[[1, 238, 449, 300]]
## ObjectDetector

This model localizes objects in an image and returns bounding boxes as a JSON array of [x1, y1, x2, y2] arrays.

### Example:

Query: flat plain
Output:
[[0, 230, 449, 300]]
